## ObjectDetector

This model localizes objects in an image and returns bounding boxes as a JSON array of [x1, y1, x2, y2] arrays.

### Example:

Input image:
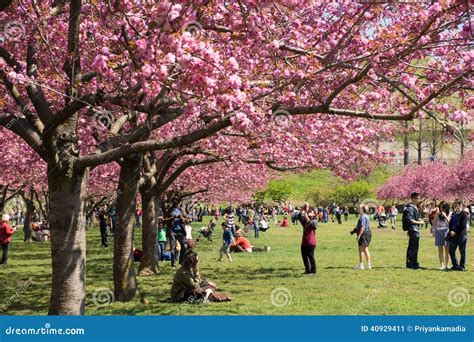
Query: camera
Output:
[[349, 228, 358, 236]]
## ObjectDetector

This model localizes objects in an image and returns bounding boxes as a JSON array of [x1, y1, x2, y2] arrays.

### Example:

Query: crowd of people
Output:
[[0, 193, 470, 305], [403, 193, 470, 271], [293, 194, 471, 273]]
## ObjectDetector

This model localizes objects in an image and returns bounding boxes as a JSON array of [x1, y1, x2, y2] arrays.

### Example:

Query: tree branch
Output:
[[0, 113, 47, 159], [154, 157, 222, 195], [64, 0, 82, 80], [0, 70, 44, 132], [0, 46, 21, 72], [283, 105, 413, 121], [75, 117, 232, 170], [26, 42, 53, 123]]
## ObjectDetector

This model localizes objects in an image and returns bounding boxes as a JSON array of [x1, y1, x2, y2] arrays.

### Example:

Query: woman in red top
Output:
[[0, 214, 16, 265], [299, 208, 317, 276], [280, 216, 289, 227]]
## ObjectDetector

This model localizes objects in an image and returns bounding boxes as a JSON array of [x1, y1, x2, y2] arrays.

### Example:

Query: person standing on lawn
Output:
[[448, 201, 469, 271], [402, 192, 428, 270], [431, 202, 451, 271], [388, 205, 398, 230], [298, 204, 317, 276], [218, 223, 235, 262], [0, 214, 17, 265], [165, 198, 188, 268], [353, 205, 372, 270]]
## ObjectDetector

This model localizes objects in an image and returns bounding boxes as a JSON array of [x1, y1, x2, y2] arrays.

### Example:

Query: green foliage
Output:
[[264, 180, 294, 204], [274, 169, 340, 202], [252, 191, 266, 204], [257, 167, 394, 206], [304, 189, 333, 207], [332, 181, 371, 207]]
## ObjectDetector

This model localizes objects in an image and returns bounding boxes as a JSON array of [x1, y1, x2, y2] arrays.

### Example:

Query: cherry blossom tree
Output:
[[0, 0, 471, 315], [377, 151, 474, 202]]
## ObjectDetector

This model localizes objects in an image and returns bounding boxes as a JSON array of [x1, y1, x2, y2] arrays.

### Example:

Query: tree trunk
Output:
[[417, 119, 422, 165], [113, 155, 142, 302], [47, 168, 88, 315], [23, 190, 35, 243], [138, 191, 159, 276], [431, 120, 437, 158], [417, 143, 422, 165], [403, 121, 409, 165], [15, 198, 21, 225]]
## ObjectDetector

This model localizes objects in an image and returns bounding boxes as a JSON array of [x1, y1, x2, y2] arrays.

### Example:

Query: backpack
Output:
[[449, 212, 459, 231], [402, 205, 413, 231]]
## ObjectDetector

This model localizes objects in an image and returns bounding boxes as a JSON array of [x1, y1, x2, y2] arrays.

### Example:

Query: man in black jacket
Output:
[[403, 192, 428, 270], [448, 202, 469, 271]]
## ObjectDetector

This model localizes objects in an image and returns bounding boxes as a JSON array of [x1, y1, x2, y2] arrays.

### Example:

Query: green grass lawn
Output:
[[0, 216, 472, 315]]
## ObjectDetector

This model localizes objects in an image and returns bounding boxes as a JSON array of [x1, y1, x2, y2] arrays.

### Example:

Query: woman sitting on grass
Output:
[[170, 252, 231, 303]]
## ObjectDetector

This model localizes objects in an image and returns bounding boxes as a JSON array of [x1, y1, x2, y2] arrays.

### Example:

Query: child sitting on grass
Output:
[[218, 223, 234, 262]]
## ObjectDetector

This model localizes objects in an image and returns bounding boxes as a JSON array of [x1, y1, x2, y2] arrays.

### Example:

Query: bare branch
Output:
[[0, 70, 44, 132], [283, 105, 413, 121], [26, 42, 53, 123], [0, 46, 21, 72], [74, 117, 232, 170], [0, 113, 47, 159]]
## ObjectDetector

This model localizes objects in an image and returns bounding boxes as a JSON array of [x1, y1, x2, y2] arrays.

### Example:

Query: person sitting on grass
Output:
[[230, 231, 271, 253], [218, 223, 234, 262], [280, 216, 289, 227], [206, 218, 217, 241], [197, 218, 217, 242], [353, 205, 372, 270], [170, 252, 231, 303], [259, 215, 270, 232]]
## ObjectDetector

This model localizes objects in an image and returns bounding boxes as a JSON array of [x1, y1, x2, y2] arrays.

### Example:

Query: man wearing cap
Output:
[[0, 214, 16, 265]]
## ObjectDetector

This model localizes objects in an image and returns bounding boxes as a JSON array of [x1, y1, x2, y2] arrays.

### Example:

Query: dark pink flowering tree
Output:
[[377, 150, 474, 202], [0, 0, 471, 314]]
